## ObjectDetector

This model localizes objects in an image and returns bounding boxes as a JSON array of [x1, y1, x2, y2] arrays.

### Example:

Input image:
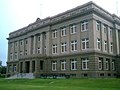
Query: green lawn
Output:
[[0, 78, 120, 90]]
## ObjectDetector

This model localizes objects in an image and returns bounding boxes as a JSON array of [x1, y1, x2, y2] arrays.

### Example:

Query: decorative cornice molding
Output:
[[8, 1, 120, 40]]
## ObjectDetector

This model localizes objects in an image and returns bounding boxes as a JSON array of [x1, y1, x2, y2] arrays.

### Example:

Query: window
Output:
[[15, 41, 18, 46], [25, 39, 28, 44], [52, 61, 57, 71], [110, 28, 113, 37], [112, 60, 115, 70], [52, 44, 57, 54], [13, 65, 17, 72], [44, 46, 46, 54], [61, 60, 66, 71], [96, 21, 100, 31], [103, 25, 107, 34], [82, 58, 89, 70], [98, 57, 103, 70], [61, 42, 67, 53], [82, 38, 89, 50], [37, 47, 41, 54], [10, 43, 13, 48], [71, 59, 77, 70], [97, 38, 101, 50], [61, 27, 66, 37], [25, 50, 27, 55], [15, 52, 18, 60], [20, 40, 23, 46], [105, 59, 110, 70], [110, 42, 113, 52], [20, 51, 23, 56], [52, 30, 57, 39], [10, 53, 13, 60], [81, 21, 88, 31], [104, 41, 107, 51], [70, 24, 76, 34], [71, 40, 77, 51], [38, 35, 41, 41]]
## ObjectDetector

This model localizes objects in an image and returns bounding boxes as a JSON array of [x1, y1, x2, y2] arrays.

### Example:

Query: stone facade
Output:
[[7, 1, 120, 78]]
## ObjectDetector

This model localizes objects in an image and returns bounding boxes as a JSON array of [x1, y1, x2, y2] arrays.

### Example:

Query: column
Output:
[[115, 29, 119, 55], [35, 60, 40, 78], [33, 35, 37, 54], [28, 36, 32, 55], [41, 32, 45, 54], [107, 27, 110, 53]]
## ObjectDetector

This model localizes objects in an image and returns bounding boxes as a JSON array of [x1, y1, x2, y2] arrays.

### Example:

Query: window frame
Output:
[[81, 21, 88, 31], [71, 40, 77, 51], [71, 59, 77, 70], [81, 38, 89, 50], [52, 30, 57, 39], [52, 61, 57, 71], [82, 58, 89, 70], [70, 24, 76, 34], [52, 44, 58, 54], [61, 27, 66, 37], [61, 60, 66, 71]]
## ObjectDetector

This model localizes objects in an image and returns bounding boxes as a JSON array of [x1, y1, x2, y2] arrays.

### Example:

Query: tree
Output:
[[0, 60, 2, 67]]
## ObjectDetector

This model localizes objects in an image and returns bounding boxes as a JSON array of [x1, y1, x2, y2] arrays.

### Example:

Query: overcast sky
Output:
[[0, 0, 120, 66]]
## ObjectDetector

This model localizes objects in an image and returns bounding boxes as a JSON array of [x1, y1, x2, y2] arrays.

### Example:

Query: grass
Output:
[[0, 78, 120, 90]]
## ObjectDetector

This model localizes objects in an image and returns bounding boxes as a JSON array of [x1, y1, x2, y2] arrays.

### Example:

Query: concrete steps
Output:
[[6, 73, 35, 79]]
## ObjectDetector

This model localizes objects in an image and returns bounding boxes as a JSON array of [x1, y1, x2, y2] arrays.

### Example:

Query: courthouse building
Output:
[[7, 1, 120, 78]]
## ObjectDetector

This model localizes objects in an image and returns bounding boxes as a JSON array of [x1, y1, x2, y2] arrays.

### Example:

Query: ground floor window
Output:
[[13, 65, 17, 72], [52, 61, 57, 71], [81, 58, 89, 70], [60, 60, 66, 71], [70, 59, 77, 70]]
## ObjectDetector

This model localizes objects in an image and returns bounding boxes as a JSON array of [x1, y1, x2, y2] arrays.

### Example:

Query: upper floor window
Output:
[[82, 58, 89, 70], [81, 21, 88, 31], [20, 51, 23, 56], [25, 50, 27, 55], [37, 35, 41, 41], [61, 27, 66, 37], [15, 41, 18, 47], [10, 43, 13, 48], [98, 57, 103, 70], [96, 21, 100, 31], [110, 28, 113, 37], [52, 61, 57, 71], [14, 52, 18, 60], [52, 44, 57, 54], [52, 30, 57, 39], [25, 39, 28, 44], [71, 59, 77, 70], [37, 47, 41, 54], [70, 24, 76, 34], [61, 60, 66, 71], [97, 38, 101, 50], [71, 40, 77, 51], [20, 40, 23, 46], [103, 25, 107, 34], [110, 42, 113, 53], [81, 38, 89, 50], [10, 53, 13, 61], [104, 41, 107, 51], [61, 42, 67, 53]]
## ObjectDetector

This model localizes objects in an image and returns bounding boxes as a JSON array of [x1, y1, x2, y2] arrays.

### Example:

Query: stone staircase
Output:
[[6, 73, 35, 79]]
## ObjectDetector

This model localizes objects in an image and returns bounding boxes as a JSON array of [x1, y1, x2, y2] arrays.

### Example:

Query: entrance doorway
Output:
[[25, 61, 30, 73]]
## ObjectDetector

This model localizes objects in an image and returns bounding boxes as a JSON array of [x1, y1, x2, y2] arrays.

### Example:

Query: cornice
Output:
[[7, 1, 120, 40]]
